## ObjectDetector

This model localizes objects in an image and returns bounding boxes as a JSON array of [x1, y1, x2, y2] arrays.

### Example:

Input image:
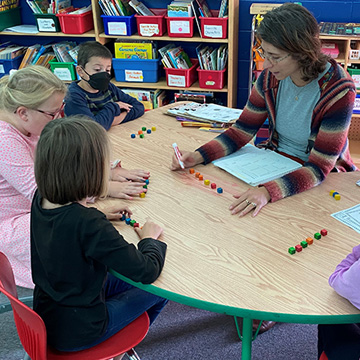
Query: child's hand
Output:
[[111, 167, 150, 182], [116, 101, 133, 112], [104, 205, 132, 221], [170, 150, 204, 170], [108, 181, 147, 200], [134, 220, 163, 240]]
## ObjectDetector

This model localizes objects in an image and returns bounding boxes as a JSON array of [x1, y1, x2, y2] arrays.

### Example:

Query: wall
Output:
[[237, 0, 360, 108]]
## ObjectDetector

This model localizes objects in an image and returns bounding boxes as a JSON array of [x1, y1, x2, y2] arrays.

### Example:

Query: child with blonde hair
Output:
[[0, 65, 67, 288]]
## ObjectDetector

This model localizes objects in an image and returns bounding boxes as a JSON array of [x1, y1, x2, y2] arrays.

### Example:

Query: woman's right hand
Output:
[[134, 220, 163, 240], [170, 150, 204, 170]]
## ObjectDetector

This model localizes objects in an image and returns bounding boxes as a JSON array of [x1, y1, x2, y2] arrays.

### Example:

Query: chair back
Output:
[[0, 252, 48, 360]]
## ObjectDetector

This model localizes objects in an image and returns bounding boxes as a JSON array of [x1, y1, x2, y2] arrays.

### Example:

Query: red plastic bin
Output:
[[200, 10, 228, 39], [56, 10, 94, 34], [165, 59, 199, 88], [165, 16, 194, 37], [135, 9, 166, 37], [197, 67, 226, 89]]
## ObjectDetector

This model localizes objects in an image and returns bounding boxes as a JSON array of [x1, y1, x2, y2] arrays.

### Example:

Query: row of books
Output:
[[98, 0, 134, 17], [196, 44, 228, 71], [122, 88, 169, 110], [159, 43, 192, 69], [26, 0, 71, 14], [0, 43, 26, 60], [319, 22, 360, 36], [114, 40, 157, 59], [0, 0, 18, 12], [18, 41, 78, 69]]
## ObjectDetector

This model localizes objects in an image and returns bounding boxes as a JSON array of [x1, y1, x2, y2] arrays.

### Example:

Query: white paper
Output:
[[213, 144, 302, 186], [331, 204, 360, 234], [170, 20, 190, 34], [3, 25, 39, 34], [108, 22, 127, 35], [168, 74, 186, 87], [204, 25, 223, 38], [37, 18, 56, 32], [0, 65, 4, 74], [125, 70, 144, 82], [139, 23, 159, 36], [53, 68, 72, 81]]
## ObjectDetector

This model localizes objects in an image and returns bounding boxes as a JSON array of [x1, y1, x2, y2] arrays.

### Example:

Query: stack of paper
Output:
[[213, 144, 302, 186]]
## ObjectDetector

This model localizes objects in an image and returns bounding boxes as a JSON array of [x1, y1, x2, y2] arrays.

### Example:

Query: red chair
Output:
[[0, 251, 149, 360]]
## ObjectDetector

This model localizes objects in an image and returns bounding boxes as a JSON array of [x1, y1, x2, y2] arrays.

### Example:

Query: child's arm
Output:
[[108, 180, 147, 200], [64, 89, 121, 131], [328, 244, 360, 309], [113, 87, 145, 123]]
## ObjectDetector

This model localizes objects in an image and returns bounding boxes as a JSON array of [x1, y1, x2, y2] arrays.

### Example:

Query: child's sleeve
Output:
[[114, 87, 145, 123], [64, 88, 121, 131], [328, 244, 360, 310]]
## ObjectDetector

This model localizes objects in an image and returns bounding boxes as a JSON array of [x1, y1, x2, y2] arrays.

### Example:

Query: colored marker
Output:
[[172, 143, 185, 169]]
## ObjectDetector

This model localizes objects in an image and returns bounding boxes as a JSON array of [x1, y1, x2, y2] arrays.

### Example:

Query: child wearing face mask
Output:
[[65, 41, 149, 200], [64, 41, 145, 131]]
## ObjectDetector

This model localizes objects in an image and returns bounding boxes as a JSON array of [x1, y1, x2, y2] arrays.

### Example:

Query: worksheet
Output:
[[331, 204, 360, 234]]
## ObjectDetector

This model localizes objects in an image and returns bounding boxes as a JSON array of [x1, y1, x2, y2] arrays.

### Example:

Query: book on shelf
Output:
[[190, 0, 202, 36], [319, 22, 360, 36], [122, 88, 166, 110], [52, 41, 77, 62], [195, 0, 211, 17], [128, 0, 154, 16], [218, 0, 228, 18], [0, 44, 26, 60], [167, 46, 192, 69], [196, 44, 228, 71], [212, 143, 302, 187], [167, 0, 193, 17], [115, 40, 156, 59], [166, 102, 242, 124]]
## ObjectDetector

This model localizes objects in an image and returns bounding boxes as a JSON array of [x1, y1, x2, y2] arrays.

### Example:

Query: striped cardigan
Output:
[[197, 59, 357, 202]]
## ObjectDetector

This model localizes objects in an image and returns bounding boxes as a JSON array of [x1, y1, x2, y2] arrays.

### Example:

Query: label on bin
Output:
[[53, 68, 72, 81], [37, 18, 57, 32], [170, 20, 190, 34], [139, 24, 159, 36], [125, 70, 144, 82], [0, 65, 4, 74], [352, 74, 360, 88], [204, 25, 223, 38], [168, 74, 186, 87], [108, 22, 127, 35]]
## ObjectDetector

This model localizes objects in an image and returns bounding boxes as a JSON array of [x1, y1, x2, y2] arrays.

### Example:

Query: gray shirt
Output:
[[275, 62, 331, 161]]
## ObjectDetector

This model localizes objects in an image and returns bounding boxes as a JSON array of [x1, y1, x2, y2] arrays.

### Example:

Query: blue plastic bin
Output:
[[101, 14, 137, 36], [112, 58, 160, 83], [0, 55, 24, 78]]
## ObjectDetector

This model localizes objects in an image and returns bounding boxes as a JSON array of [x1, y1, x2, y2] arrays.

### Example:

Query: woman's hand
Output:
[[134, 220, 163, 240], [170, 150, 204, 170], [111, 167, 150, 182], [229, 186, 271, 217], [108, 181, 147, 200], [104, 204, 132, 221]]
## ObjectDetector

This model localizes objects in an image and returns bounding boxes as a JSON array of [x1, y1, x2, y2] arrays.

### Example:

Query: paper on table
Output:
[[3, 25, 39, 34], [167, 102, 242, 124], [331, 204, 360, 234], [212, 144, 302, 186]]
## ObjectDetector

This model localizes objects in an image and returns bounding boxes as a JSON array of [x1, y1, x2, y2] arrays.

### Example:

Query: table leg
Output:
[[241, 317, 253, 360]]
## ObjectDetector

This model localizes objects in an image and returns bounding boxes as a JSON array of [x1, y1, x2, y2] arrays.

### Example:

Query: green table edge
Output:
[[109, 270, 360, 325]]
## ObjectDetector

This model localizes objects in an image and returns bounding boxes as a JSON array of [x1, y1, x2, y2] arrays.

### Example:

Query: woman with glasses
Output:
[[0, 66, 67, 288], [171, 3, 356, 217], [171, 3, 357, 335]]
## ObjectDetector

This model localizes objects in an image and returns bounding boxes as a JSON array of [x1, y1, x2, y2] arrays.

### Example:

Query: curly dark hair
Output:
[[257, 3, 329, 82]]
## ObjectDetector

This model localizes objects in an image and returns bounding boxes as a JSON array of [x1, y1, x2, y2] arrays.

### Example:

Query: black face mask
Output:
[[82, 68, 111, 92]]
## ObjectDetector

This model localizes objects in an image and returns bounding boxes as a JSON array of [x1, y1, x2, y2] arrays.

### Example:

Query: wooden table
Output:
[[98, 105, 360, 359]]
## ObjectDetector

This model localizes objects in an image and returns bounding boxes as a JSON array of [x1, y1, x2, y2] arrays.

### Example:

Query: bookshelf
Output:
[[0, 0, 239, 108]]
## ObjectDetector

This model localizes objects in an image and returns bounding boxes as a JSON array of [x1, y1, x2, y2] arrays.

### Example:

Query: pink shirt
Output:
[[329, 244, 360, 310], [0, 120, 38, 288]]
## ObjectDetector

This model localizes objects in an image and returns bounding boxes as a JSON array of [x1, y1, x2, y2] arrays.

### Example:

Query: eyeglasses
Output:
[[34, 103, 65, 120], [255, 46, 291, 65]]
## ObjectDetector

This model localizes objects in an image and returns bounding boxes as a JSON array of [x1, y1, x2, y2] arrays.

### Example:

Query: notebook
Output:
[[212, 144, 302, 186]]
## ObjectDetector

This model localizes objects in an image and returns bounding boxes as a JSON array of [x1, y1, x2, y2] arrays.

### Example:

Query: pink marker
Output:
[[172, 143, 185, 169]]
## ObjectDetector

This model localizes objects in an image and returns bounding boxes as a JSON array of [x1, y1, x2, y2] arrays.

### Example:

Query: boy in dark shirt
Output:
[[64, 41, 144, 130]]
